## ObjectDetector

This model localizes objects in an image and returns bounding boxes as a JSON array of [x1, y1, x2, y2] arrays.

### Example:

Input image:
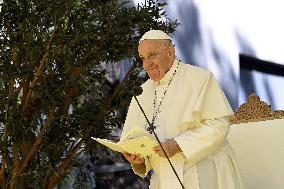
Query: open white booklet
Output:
[[91, 127, 158, 157]]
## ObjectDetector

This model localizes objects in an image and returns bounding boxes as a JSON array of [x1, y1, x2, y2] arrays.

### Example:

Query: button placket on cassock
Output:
[[149, 70, 185, 189]]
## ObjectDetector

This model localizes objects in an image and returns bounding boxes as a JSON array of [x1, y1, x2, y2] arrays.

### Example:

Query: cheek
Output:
[[149, 68, 159, 73], [147, 68, 161, 78], [158, 60, 169, 73], [143, 60, 158, 70], [143, 60, 152, 69]]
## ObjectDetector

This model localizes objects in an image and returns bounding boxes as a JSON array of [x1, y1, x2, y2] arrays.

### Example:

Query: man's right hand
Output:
[[122, 152, 145, 165]]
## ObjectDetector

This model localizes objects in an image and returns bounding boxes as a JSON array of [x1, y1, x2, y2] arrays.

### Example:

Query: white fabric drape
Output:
[[120, 60, 244, 189]]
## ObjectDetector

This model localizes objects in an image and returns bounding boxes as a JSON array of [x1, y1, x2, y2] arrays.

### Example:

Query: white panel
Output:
[[228, 119, 284, 189]]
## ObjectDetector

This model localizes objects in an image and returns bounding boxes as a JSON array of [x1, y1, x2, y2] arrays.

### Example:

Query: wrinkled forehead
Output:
[[138, 39, 170, 52]]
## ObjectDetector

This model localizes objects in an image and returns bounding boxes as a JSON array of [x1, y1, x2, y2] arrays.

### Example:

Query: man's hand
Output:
[[122, 152, 145, 165], [153, 139, 182, 158]]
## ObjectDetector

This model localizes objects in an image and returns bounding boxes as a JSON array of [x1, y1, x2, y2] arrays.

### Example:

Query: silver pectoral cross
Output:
[[147, 123, 156, 134]]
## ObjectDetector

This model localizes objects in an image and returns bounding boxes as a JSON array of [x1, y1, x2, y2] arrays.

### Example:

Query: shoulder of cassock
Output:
[[138, 62, 234, 129]]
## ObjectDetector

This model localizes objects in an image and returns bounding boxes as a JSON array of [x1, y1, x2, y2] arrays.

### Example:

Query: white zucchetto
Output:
[[139, 30, 171, 43]]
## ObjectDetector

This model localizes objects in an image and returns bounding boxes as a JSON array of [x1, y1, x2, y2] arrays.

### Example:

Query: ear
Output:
[[167, 45, 175, 58]]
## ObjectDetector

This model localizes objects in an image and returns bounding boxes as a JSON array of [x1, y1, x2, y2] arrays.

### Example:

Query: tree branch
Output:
[[61, 66, 84, 114], [46, 139, 84, 189], [0, 126, 8, 189], [11, 110, 54, 186], [0, 78, 15, 188], [45, 62, 137, 188], [0, 171, 7, 189], [23, 28, 57, 112], [11, 47, 18, 66], [99, 62, 136, 117], [9, 145, 20, 189]]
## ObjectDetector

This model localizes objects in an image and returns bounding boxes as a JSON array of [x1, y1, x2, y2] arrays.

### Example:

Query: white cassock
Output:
[[120, 59, 244, 189]]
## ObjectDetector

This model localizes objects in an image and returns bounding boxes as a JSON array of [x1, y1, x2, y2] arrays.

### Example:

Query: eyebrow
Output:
[[148, 51, 158, 57], [140, 51, 158, 59]]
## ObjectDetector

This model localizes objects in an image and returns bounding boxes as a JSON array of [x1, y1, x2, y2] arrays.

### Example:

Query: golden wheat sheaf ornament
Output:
[[230, 93, 284, 124]]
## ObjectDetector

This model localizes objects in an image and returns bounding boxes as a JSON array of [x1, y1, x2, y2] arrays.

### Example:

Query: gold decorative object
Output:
[[230, 93, 284, 124]]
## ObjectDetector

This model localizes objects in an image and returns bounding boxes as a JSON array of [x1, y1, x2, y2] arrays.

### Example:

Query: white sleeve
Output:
[[174, 116, 230, 166]]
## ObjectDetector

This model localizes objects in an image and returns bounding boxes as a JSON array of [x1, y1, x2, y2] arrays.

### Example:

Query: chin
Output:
[[150, 77, 161, 82], [148, 73, 161, 82]]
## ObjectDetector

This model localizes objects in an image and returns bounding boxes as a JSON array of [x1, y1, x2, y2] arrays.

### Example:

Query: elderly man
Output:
[[120, 30, 243, 189]]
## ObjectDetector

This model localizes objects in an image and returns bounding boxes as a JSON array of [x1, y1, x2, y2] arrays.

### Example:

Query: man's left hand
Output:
[[153, 139, 182, 158]]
